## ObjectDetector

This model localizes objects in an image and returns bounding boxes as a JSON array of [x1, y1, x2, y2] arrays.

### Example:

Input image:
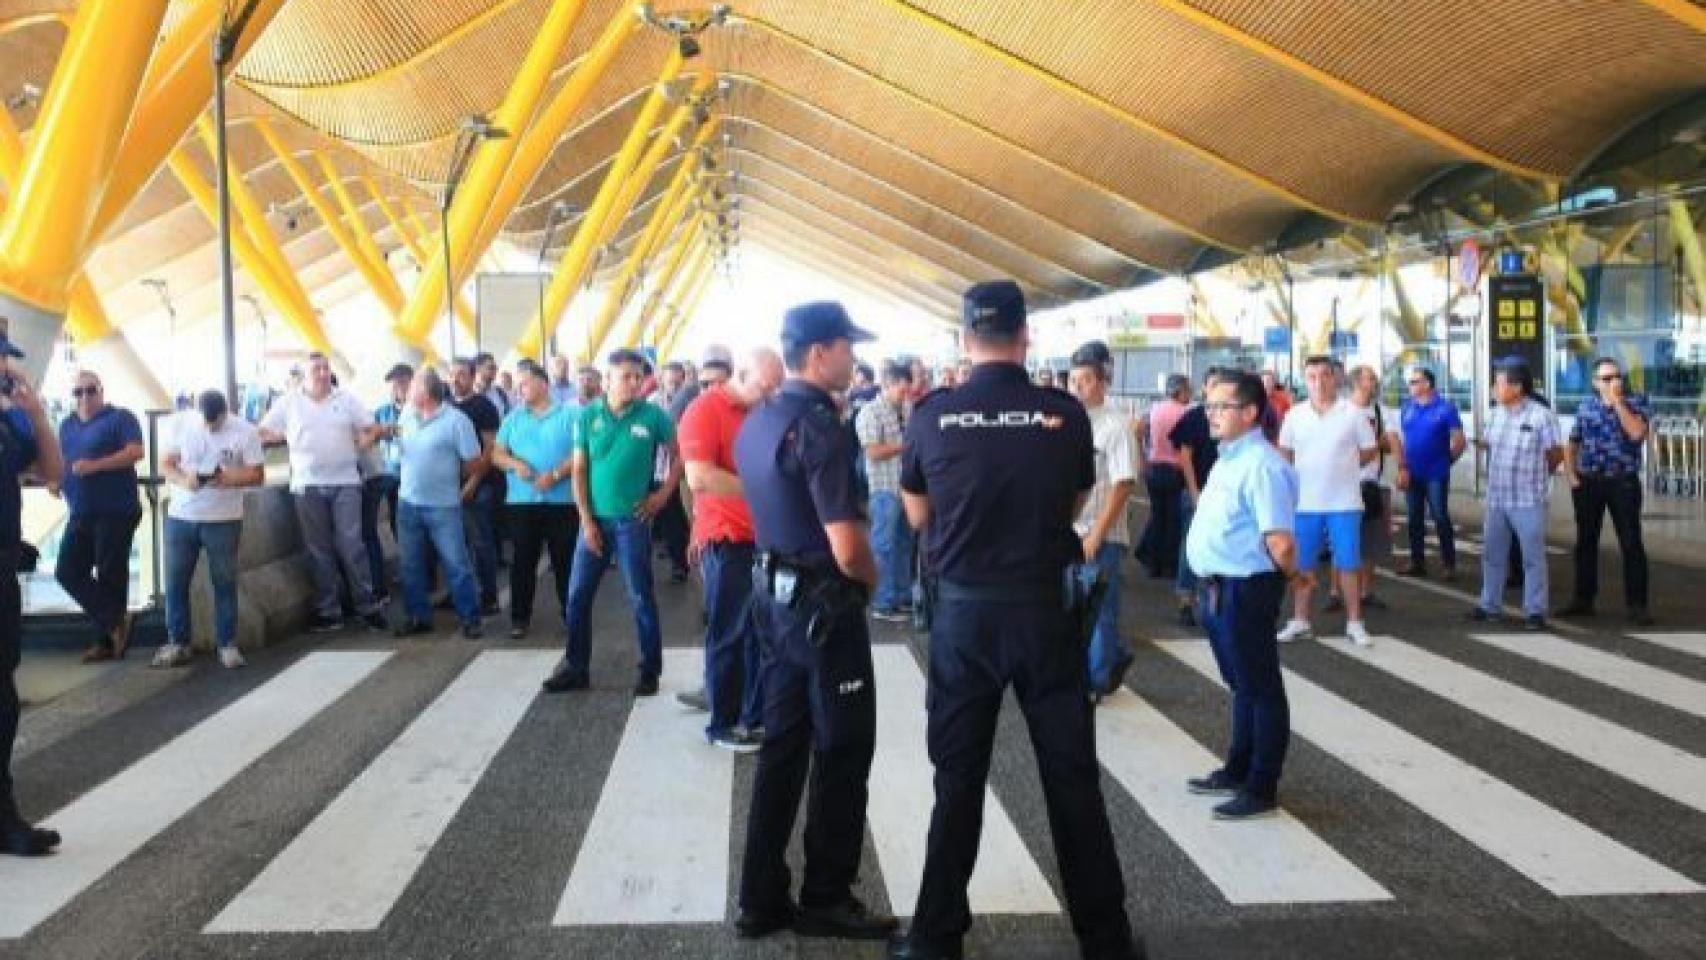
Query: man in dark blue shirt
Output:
[[0, 331, 65, 856], [890, 281, 1140, 960], [1561, 357, 1653, 624], [732, 302, 894, 944], [53, 370, 144, 663]]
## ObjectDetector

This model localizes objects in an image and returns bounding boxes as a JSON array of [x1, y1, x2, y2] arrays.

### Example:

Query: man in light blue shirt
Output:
[[493, 361, 580, 639], [393, 368, 484, 638], [1182, 371, 1305, 821]]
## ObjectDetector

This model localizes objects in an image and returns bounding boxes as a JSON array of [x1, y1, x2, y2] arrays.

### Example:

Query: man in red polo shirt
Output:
[[677, 345, 786, 751]]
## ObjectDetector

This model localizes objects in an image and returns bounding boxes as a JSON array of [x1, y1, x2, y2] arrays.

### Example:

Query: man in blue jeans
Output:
[[361, 363, 411, 603], [543, 348, 682, 697], [1395, 366, 1465, 579], [855, 361, 913, 620], [155, 391, 266, 669], [392, 369, 484, 638], [1067, 342, 1138, 701]]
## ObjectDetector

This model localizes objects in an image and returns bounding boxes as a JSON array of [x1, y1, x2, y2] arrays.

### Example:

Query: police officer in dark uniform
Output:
[[0, 330, 64, 856], [891, 282, 1141, 960], [731, 302, 897, 942]]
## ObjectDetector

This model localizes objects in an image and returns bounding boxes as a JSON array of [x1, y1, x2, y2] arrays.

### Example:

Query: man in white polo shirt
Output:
[[1276, 356, 1377, 646], [258, 351, 386, 632]]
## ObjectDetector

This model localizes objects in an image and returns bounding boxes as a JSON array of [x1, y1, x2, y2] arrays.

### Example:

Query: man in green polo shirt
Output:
[[544, 348, 682, 696]]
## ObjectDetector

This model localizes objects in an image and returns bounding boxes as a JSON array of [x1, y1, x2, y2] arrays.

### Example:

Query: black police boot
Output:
[[734, 900, 796, 939], [793, 896, 897, 940], [888, 934, 963, 960], [0, 813, 60, 857], [633, 672, 659, 697], [542, 662, 589, 693]]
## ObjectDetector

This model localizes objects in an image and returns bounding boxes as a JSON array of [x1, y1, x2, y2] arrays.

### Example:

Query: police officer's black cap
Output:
[[781, 301, 874, 348], [383, 362, 414, 383], [1070, 340, 1112, 369], [962, 280, 1026, 334], [0, 334, 24, 359]]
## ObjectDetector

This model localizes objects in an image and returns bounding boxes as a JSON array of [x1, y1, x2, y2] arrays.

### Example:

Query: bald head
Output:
[[730, 347, 785, 405]]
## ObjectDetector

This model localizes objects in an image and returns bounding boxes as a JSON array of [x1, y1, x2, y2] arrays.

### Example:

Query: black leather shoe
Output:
[[0, 819, 61, 856], [1213, 791, 1278, 820], [734, 903, 795, 939], [1556, 600, 1595, 619], [393, 619, 433, 638], [633, 673, 659, 697], [542, 664, 589, 693], [794, 897, 898, 940], [1186, 769, 1242, 796], [888, 935, 962, 960]]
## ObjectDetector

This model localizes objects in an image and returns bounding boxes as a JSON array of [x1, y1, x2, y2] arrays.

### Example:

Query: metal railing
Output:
[[1648, 416, 1705, 501]]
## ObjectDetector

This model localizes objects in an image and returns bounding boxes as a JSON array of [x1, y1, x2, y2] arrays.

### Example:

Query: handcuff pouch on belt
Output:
[[756, 552, 869, 648]]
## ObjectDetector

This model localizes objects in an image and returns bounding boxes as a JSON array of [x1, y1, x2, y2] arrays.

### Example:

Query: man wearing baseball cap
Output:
[[892, 281, 1141, 960], [733, 301, 894, 941]]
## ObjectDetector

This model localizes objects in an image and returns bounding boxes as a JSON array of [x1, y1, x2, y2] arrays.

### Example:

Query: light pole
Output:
[[141, 279, 176, 399], [440, 114, 508, 362], [212, 0, 265, 410]]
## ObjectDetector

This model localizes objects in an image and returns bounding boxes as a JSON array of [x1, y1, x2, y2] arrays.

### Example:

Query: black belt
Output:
[[937, 577, 1062, 605], [1198, 572, 1285, 587]]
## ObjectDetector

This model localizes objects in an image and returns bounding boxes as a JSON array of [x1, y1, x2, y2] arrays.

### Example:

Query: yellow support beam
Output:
[[642, 236, 711, 347], [1637, 0, 1706, 31], [628, 213, 708, 346], [165, 149, 335, 356], [316, 153, 405, 313], [0, 0, 171, 310], [364, 175, 479, 332], [88, 0, 290, 249], [195, 117, 319, 319], [654, 247, 715, 357], [515, 54, 691, 358], [659, 264, 715, 362]]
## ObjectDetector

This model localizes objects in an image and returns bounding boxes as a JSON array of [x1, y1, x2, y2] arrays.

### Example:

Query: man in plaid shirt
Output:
[[1469, 361, 1563, 629], [857, 361, 914, 620]]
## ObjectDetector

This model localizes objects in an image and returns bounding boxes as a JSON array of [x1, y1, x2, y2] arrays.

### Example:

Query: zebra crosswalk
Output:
[[4, 628, 1705, 952]]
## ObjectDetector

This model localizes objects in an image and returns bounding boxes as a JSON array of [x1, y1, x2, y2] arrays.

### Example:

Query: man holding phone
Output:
[[0, 326, 65, 855], [1561, 357, 1652, 625]]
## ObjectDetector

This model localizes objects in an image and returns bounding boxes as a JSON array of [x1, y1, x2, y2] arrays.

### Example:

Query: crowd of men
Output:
[[0, 291, 1659, 960]]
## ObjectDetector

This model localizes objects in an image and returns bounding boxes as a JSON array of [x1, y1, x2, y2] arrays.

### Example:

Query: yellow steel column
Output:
[[588, 74, 716, 258], [659, 264, 715, 362], [391, 0, 599, 344], [0, 0, 170, 337], [655, 246, 715, 356], [166, 150, 335, 357], [194, 117, 320, 319], [515, 60, 692, 358], [630, 217, 708, 345], [316, 153, 406, 314], [87, 0, 290, 247], [592, 118, 722, 355], [371, 179, 479, 333], [467, 5, 648, 264]]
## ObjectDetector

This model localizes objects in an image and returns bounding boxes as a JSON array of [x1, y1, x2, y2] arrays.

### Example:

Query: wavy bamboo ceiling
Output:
[[3, 0, 1703, 335]]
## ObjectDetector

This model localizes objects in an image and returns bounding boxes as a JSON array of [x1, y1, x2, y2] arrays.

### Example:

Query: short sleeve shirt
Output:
[[372, 401, 405, 477], [1351, 401, 1397, 483], [454, 394, 503, 493], [258, 388, 374, 491], [1146, 398, 1187, 466], [496, 402, 577, 506], [576, 399, 675, 519], [1400, 395, 1463, 484], [1279, 399, 1375, 513], [1185, 430, 1299, 577], [1168, 404, 1218, 485], [1570, 393, 1650, 477], [1484, 398, 1563, 509], [59, 405, 143, 516], [854, 397, 904, 495], [1076, 402, 1139, 545], [165, 416, 265, 523], [398, 404, 480, 508], [677, 386, 755, 545]]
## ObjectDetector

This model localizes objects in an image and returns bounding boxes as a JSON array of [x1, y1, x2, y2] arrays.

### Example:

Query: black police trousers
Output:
[[0, 547, 21, 819], [738, 576, 877, 913], [911, 580, 1134, 958]]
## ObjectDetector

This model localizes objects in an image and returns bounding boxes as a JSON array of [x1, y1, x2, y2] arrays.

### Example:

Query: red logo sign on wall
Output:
[[1145, 313, 1185, 330]]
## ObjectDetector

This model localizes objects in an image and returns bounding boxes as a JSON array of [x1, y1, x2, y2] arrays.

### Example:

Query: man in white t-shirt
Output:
[[1276, 356, 1377, 646], [1069, 342, 1138, 701], [259, 352, 386, 632], [154, 390, 266, 669]]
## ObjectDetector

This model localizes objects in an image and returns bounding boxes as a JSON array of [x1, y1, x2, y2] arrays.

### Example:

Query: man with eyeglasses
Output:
[[1560, 358, 1652, 625], [1395, 367, 1465, 579], [1184, 371, 1302, 821], [52, 371, 145, 664]]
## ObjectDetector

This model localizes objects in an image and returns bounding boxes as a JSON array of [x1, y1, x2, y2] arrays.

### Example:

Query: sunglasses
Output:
[[1596, 374, 1622, 382], [71, 386, 101, 398]]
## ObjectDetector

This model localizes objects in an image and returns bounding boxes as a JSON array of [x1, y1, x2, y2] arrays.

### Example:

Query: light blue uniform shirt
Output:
[[1185, 429, 1299, 577], [397, 404, 480, 507], [496, 401, 577, 505]]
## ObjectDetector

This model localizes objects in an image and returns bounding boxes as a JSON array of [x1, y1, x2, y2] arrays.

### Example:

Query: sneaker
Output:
[[308, 615, 344, 633], [871, 607, 909, 623], [634, 673, 659, 697], [676, 688, 709, 712], [1556, 600, 1595, 619], [1275, 620, 1313, 643], [1186, 769, 1242, 796], [219, 647, 247, 669], [1344, 622, 1373, 648], [508, 621, 529, 640], [710, 728, 762, 753], [150, 643, 191, 668], [1212, 792, 1278, 820], [393, 619, 433, 638], [1323, 595, 1345, 614], [461, 621, 483, 640], [1523, 614, 1548, 632]]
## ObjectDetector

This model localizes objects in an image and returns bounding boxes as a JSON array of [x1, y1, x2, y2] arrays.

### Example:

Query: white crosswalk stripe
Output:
[[1469, 632, 1706, 721], [867, 646, 1060, 917], [207, 650, 557, 933], [555, 649, 735, 925], [1160, 640, 1698, 896], [1629, 631, 1706, 661], [1329, 635, 1706, 815], [1093, 688, 1390, 905], [0, 652, 392, 939]]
